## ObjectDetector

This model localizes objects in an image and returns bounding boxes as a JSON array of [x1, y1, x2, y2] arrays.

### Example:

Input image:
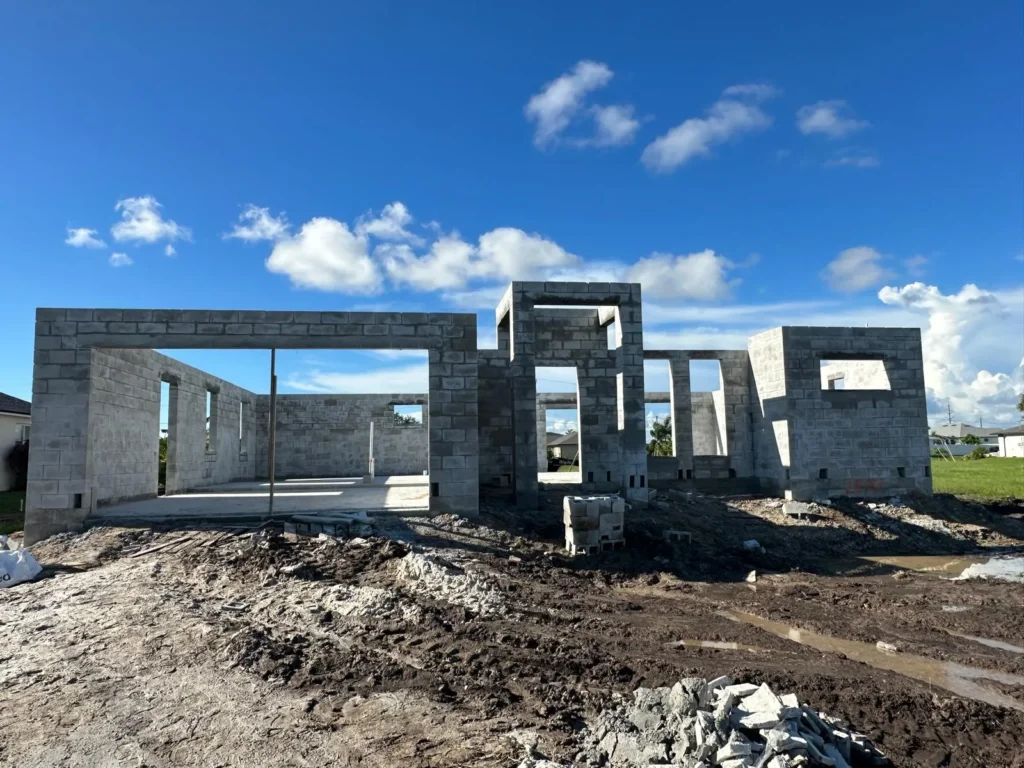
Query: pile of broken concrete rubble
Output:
[[520, 675, 887, 767]]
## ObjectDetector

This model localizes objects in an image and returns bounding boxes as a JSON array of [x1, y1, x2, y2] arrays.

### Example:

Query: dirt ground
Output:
[[2, 489, 1023, 767]]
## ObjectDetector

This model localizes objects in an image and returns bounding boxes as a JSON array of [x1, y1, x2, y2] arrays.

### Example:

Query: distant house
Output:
[[0, 392, 31, 491], [930, 423, 1001, 454], [995, 426, 1024, 459], [547, 431, 578, 459]]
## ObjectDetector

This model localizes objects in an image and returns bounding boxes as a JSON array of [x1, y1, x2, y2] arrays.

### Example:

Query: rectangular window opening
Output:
[[729, 468, 737, 479], [645, 359, 672, 457], [393, 404, 424, 427], [587, 471, 594, 483], [819, 468, 828, 480], [159, 381, 171, 496], [639, 475, 645, 488], [677, 469, 683, 480], [206, 388, 219, 453], [607, 471, 612, 482], [73, 493, 82, 509], [689, 359, 727, 457], [430, 482, 439, 497], [629, 475, 635, 488], [537, 366, 579, 481], [897, 466, 906, 478], [685, 469, 693, 480], [925, 466, 931, 478], [820, 358, 891, 391]]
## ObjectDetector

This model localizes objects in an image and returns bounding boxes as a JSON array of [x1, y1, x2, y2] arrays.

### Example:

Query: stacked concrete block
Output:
[[563, 494, 625, 555]]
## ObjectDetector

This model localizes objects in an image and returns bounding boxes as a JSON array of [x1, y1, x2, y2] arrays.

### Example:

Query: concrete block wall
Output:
[[646, 350, 754, 482], [26, 307, 479, 543], [253, 394, 428, 479], [748, 328, 789, 493], [477, 350, 513, 487], [498, 286, 648, 507], [779, 327, 932, 500]]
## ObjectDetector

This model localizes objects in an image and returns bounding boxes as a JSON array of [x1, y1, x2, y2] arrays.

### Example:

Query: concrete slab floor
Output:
[[539, 471, 581, 484], [93, 475, 429, 522]]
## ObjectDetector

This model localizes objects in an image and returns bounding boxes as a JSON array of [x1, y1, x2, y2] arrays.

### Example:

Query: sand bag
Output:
[[0, 548, 42, 588]]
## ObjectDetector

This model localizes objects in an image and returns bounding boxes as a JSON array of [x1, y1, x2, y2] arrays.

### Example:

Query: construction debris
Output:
[[563, 495, 626, 556], [525, 676, 887, 767], [0, 547, 41, 588], [396, 551, 506, 617]]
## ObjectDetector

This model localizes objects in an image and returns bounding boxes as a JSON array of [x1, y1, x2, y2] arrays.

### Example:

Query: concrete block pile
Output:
[[563, 495, 625, 555], [539, 675, 889, 767]]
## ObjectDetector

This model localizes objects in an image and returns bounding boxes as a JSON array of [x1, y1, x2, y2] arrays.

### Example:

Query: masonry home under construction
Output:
[[24, 281, 932, 543]]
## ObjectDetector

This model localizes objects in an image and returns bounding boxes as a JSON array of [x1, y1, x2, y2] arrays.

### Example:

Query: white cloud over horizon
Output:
[[108, 252, 132, 267], [265, 217, 383, 294], [641, 84, 776, 172]]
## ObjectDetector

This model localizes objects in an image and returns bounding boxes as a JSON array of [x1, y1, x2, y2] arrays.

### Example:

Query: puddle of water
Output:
[[667, 639, 764, 652], [722, 609, 1024, 712], [949, 633, 1024, 655], [859, 555, 988, 574]]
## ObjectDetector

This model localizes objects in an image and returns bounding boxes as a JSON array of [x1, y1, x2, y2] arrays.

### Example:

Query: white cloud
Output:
[[824, 148, 880, 168], [904, 254, 928, 277], [722, 84, 781, 102], [641, 85, 775, 172], [355, 202, 424, 245], [378, 235, 476, 290], [821, 246, 896, 293], [225, 205, 289, 242], [265, 217, 382, 294], [796, 100, 869, 138], [65, 227, 106, 249], [478, 227, 580, 278], [283, 363, 428, 394], [547, 417, 578, 434], [109, 252, 132, 267], [581, 104, 641, 147], [111, 196, 191, 244], [525, 60, 614, 148], [879, 283, 1024, 426], [165, 244, 176, 257], [383, 227, 580, 291], [628, 250, 739, 300], [643, 299, 835, 326]]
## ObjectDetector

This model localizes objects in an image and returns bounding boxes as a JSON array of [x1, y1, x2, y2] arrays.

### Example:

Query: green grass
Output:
[[0, 490, 26, 535], [556, 464, 580, 472], [931, 457, 1024, 501]]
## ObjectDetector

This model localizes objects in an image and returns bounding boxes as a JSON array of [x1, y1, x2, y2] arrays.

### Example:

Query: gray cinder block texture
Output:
[[27, 292, 930, 542]]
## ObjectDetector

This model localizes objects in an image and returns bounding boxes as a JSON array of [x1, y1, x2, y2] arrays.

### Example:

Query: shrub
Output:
[[961, 434, 982, 445], [967, 445, 988, 461]]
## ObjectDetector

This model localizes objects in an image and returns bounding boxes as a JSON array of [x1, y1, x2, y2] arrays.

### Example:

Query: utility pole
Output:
[[947, 402, 953, 426]]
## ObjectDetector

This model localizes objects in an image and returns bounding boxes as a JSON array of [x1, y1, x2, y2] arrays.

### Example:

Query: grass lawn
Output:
[[931, 457, 1024, 501], [0, 490, 26, 535], [556, 464, 580, 473]]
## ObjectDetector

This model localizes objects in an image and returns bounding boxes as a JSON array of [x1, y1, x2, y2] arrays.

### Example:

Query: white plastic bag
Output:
[[0, 549, 42, 588]]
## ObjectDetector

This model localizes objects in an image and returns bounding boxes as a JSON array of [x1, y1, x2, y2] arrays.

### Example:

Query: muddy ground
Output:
[[2, 489, 1023, 767]]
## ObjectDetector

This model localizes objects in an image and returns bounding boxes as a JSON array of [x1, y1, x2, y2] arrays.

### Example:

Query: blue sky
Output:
[[1, 1, 1021, 430]]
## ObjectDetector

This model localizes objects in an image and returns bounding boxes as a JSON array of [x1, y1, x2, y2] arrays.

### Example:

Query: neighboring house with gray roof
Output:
[[0, 392, 31, 491]]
